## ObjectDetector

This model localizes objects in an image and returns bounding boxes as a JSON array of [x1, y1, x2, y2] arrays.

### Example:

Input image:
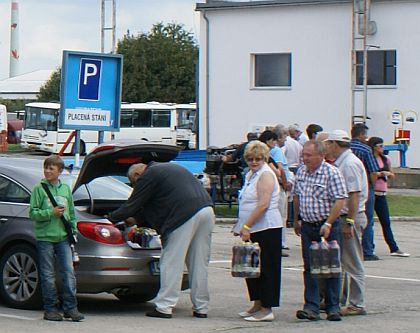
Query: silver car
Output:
[[0, 141, 188, 309]]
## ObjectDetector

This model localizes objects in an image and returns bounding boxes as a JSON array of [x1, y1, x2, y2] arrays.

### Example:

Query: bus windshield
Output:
[[177, 108, 196, 131], [24, 106, 58, 131]]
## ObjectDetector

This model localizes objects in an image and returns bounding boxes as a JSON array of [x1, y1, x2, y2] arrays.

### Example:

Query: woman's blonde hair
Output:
[[244, 140, 270, 162]]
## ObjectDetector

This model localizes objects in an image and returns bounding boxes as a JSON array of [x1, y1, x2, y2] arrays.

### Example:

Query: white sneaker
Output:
[[391, 250, 410, 257]]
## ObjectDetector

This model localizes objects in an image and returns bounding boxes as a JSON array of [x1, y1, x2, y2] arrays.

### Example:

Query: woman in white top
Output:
[[233, 140, 283, 322]]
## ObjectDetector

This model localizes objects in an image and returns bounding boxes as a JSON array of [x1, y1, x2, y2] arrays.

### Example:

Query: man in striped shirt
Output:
[[293, 140, 347, 321], [350, 123, 380, 261]]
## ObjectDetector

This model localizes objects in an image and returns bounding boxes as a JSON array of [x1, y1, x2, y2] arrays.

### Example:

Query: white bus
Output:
[[21, 102, 179, 154]]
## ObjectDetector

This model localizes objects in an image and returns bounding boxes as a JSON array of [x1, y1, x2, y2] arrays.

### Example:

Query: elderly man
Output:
[[293, 141, 347, 321], [350, 123, 380, 261], [108, 162, 215, 319], [325, 130, 368, 316], [289, 123, 308, 146]]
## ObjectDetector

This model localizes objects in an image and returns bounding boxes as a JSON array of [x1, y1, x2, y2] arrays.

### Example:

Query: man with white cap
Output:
[[324, 130, 368, 316]]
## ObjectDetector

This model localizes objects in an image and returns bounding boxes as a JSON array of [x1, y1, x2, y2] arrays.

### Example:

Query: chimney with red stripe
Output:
[[9, 0, 20, 78]]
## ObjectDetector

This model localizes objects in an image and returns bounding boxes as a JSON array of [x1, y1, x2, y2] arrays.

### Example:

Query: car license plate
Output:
[[150, 260, 160, 275]]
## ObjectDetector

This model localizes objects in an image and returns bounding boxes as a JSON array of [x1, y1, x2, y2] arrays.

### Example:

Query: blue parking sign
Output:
[[60, 51, 122, 131], [79, 58, 102, 101]]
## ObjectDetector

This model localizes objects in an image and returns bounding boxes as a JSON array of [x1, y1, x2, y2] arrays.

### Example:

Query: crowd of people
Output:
[[30, 121, 409, 323], [230, 122, 410, 322]]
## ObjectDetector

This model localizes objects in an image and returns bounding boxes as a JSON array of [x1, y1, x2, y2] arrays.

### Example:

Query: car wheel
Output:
[[115, 292, 158, 303], [0, 245, 42, 309]]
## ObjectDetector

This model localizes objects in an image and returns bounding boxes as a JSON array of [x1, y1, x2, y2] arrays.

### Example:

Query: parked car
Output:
[[0, 140, 187, 309], [7, 119, 23, 144]]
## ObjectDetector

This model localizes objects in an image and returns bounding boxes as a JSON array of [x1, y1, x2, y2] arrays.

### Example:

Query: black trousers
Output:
[[246, 227, 282, 308]]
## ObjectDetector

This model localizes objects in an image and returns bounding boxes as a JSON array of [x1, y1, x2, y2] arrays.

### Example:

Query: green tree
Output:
[[37, 68, 61, 102], [37, 23, 198, 104], [118, 22, 198, 103]]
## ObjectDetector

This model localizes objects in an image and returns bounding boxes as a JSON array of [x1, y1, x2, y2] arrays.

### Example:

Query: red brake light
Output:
[[77, 222, 125, 245]]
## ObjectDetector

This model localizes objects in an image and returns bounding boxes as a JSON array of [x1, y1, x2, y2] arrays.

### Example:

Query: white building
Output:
[[0, 69, 54, 100], [196, 0, 420, 167]]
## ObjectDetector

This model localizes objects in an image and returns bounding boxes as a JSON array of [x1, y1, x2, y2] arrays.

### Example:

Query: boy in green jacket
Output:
[[30, 155, 84, 322]]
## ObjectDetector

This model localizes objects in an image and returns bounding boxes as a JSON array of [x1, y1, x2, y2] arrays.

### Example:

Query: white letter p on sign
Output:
[[83, 64, 98, 85]]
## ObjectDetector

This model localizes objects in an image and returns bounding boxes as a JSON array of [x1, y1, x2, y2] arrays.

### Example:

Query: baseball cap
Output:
[[325, 130, 351, 143]]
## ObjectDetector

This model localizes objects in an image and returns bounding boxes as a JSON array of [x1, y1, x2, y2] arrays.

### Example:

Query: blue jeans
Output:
[[300, 221, 341, 315], [374, 195, 399, 253], [362, 187, 375, 256], [37, 240, 77, 312]]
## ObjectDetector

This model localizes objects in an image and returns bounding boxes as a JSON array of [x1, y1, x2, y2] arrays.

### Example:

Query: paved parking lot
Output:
[[0, 220, 419, 332]]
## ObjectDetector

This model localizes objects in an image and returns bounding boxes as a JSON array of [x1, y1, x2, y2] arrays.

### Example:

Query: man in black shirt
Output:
[[108, 162, 215, 319]]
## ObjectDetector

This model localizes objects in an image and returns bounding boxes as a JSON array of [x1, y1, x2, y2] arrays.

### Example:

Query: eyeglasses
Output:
[[246, 157, 264, 163], [375, 144, 384, 148]]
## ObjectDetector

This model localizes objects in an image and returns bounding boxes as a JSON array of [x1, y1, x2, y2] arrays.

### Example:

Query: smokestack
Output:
[[9, 0, 20, 78]]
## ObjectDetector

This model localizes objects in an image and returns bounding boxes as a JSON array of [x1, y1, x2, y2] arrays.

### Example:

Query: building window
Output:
[[253, 53, 291, 87], [356, 50, 396, 85]]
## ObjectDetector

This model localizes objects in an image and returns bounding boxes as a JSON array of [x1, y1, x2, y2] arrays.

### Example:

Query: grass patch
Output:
[[387, 195, 420, 217], [214, 195, 420, 218], [215, 204, 238, 218], [6, 144, 27, 152]]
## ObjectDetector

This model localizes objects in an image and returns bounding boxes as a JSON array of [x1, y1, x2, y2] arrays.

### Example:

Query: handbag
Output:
[[231, 242, 260, 278], [41, 183, 77, 245]]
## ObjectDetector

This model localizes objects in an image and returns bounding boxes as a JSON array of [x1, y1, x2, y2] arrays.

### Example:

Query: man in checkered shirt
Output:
[[293, 140, 347, 322]]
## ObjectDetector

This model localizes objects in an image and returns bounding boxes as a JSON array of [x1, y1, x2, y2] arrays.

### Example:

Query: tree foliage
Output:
[[36, 23, 198, 104], [0, 98, 26, 112], [37, 68, 61, 102], [118, 22, 198, 103]]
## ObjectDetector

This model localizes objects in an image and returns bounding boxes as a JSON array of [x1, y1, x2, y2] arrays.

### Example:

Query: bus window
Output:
[[152, 110, 170, 127], [133, 110, 151, 127], [25, 106, 57, 130], [120, 110, 133, 128]]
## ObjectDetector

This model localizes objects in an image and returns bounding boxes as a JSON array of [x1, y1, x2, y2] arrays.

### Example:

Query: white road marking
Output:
[[210, 260, 420, 283], [0, 313, 37, 320]]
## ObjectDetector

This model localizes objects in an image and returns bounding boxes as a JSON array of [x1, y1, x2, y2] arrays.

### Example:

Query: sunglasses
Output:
[[246, 157, 264, 163]]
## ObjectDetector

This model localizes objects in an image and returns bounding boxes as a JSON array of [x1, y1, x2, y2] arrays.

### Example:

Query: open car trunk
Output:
[[72, 140, 180, 193]]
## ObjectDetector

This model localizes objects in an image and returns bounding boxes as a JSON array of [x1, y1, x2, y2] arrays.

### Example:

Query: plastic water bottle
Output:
[[320, 239, 331, 277], [232, 244, 244, 277], [309, 241, 321, 277], [328, 240, 341, 278], [71, 245, 80, 268]]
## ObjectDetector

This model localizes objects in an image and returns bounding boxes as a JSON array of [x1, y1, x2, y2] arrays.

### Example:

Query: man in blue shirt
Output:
[[350, 124, 380, 261]]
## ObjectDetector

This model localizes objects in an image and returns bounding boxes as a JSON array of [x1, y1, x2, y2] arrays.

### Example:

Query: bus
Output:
[[20, 102, 180, 154]]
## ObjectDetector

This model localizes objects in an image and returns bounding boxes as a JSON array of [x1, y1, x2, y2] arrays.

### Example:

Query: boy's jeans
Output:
[[37, 240, 77, 312]]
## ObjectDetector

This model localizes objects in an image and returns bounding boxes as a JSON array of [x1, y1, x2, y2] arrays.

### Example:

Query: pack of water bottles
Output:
[[309, 237, 341, 278], [231, 242, 261, 278]]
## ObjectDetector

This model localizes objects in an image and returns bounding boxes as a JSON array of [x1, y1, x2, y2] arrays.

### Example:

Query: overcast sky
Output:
[[0, 0, 203, 80]]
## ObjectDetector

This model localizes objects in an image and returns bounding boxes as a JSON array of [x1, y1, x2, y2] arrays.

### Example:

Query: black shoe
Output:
[[146, 308, 172, 319], [193, 311, 208, 318], [364, 254, 380, 261], [44, 311, 63, 321], [296, 309, 320, 321], [327, 312, 342, 321], [63, 308, 85, 322]]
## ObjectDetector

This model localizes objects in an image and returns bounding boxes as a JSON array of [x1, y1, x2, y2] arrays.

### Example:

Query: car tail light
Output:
[[77, 222, 125, 245]]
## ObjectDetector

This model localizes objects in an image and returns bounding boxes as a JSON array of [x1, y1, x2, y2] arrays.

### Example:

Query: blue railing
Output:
[[384, 143, 408, 168]]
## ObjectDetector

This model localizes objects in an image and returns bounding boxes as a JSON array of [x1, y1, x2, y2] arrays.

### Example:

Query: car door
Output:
[[0, 175, 33, 244]]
